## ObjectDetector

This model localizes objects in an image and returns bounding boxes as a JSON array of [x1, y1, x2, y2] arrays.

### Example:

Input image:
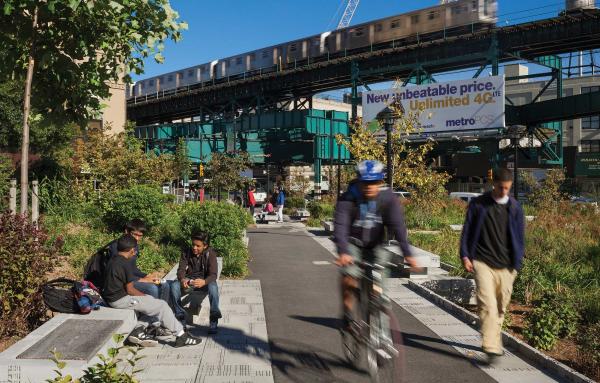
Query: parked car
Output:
[[449, 192, 482, 203]]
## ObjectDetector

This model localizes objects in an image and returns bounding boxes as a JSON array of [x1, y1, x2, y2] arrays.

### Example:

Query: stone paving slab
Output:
[[384, 280, 561, 383], [130, 280, 274, 383]]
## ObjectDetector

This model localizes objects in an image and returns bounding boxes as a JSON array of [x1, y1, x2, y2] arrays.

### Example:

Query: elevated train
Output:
[[128, 0, 595, 99]]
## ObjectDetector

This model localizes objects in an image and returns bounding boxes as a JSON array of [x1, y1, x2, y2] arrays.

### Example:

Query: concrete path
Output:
[[248, 224, 499, 383]]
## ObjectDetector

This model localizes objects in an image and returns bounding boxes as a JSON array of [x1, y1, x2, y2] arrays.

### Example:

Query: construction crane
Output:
[[337, 0, 360, 29]]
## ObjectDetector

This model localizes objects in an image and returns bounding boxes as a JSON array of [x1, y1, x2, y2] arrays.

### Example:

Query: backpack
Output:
[[42, 278, 79, 314], [83, 243, 113, 292]]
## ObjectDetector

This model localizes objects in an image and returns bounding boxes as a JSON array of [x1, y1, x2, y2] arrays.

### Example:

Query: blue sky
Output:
[[133, 1, 593, 93]]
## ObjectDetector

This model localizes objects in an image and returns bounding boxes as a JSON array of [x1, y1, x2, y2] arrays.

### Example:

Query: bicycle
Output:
[[341, 259, 403, 383]]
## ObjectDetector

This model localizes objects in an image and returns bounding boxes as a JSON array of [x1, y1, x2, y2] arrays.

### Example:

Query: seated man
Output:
[[169, 232, 222, 334], [107, 219, 165, 299], [105, 234, 202, 347]]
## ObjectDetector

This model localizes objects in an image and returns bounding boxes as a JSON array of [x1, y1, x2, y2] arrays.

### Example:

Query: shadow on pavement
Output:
[[401, 332, 481, 362], [205, 325, 365, 383], [289, 315, 343, 330]]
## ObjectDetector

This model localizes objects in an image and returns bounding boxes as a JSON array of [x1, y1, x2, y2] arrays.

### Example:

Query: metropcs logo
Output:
[[445, 114, 496, 128]]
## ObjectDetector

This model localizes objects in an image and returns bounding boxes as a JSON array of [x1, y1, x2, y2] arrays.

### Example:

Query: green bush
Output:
[[306, 217, 322, 228], [103, 185, 173, 231], [524, 291, 580, 350], [152, 205, 182, 244], [137, 240, 170, 275], [404, 198, 466, 230], [285, 196, 305, 209], [0, 213, 62, 338], [177, 201, 251, 277], [307, 201, 335, 220]]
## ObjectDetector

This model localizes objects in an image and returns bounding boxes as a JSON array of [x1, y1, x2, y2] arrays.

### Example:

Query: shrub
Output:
[[103, 185, 173, 231], [177, 202, 251, 277], [306, 217, 322, 228], [48, 334, 142, 382], [578, 322, 600, 379], [152, 205, 182, 244], [285, 196, 305, 209], [307, 201, 335, 220], [523, 291, 580, 350], [404, 198, 466, 230], [137, 240, 170, 275], [0, 213, 62, 338]]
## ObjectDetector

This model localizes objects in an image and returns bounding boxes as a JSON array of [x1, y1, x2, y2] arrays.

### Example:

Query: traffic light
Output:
[[487, 168, 493, 182], [199, 163, 204, 177]]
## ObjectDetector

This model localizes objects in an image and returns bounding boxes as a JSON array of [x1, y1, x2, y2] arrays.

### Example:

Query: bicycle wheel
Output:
[[367, 309, 402, 383]]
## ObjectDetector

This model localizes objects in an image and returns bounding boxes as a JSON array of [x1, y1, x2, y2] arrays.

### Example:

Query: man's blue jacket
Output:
[[459, 192, 526, 270]]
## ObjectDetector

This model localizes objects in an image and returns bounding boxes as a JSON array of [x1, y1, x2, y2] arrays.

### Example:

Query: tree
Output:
[[173, 137, 191, 181], [337, 108, 450, 211], [207, 152, 253, 201], [1, 0, 187, 213], [520, 168, 568, 210]]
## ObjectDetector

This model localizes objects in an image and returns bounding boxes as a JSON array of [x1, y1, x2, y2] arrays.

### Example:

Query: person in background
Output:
[[248, 186, 256, 217], [169, 232, 222, 334], [460, 168, 525, 365], [276, 186, 285, 223], [264, 198, 274, 214], [105, 234, 202, 347]]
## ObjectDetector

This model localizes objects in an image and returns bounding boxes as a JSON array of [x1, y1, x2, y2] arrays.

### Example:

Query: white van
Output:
[[449, 192, 482, 204]]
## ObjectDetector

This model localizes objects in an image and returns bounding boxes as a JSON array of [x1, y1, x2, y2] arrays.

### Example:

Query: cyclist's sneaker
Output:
[[175, 332, 203, 347], [147, 324, 173, 341], [127, 326, 159, 347]]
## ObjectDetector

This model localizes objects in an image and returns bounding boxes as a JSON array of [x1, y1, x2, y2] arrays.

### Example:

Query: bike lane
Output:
[[247, 224, 494, 383]]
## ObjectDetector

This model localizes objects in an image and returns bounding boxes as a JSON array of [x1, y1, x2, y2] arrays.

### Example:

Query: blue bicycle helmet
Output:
[[356, 160, 385, 182]]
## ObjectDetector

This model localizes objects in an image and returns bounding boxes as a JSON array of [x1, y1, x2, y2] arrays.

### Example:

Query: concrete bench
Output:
[[321, 220, 334, 232], [254, 212, 278, 224], [383, 242, 441, 279], [0, 307, 137, 383]]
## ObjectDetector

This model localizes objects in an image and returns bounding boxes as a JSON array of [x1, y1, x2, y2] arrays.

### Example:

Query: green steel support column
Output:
[[314, 134, 322, 200], [491, 33, 499, 76], [351, 61, 360, 123]]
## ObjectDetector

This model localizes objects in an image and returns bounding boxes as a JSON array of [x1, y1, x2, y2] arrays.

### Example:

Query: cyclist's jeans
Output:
[[473, 259, 517, 355], [340, 243, 392, 279]]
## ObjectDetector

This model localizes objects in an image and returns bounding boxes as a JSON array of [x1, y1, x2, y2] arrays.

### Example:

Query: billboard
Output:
[[362, 76, 505, 133]]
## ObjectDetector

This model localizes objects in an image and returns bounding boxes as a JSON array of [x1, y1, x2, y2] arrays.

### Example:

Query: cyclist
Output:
[[334, 159, 418, 330]]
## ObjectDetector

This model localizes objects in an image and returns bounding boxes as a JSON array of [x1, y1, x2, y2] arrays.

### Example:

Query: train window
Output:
[[354, 28, 364, 37], [375, 23, 382, 32], [236, 57, 242, 65], [472, 0, 478, 10], [149, 80, 154, 86], [390, 19, 401, 29], [262, 50, 269, 58], [290, 43, 297, 52], [249, 53, 256, 60], [452, 6, 461, 15], [411, 14, 420, 24], [187, 69, 194, 78], [167, 74, 173, 82], [428, 11, 438, 20]]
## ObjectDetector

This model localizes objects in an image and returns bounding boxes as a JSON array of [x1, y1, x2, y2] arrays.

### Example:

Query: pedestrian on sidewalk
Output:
[[248, 186, 256, 217], [276, 186, 285, 223], [459, 168, 525, 364], [169, 231, 222, 334], [105, 234, 202, 347]]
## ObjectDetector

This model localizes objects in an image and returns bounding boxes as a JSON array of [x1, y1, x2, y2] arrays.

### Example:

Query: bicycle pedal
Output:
[[376, 349, 393, 360]]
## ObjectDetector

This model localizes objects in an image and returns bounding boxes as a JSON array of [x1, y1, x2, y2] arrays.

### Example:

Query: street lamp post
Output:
[[376, 106, 396, 188]]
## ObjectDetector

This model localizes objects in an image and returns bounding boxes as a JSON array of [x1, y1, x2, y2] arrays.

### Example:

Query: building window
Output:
[[375, 23, 383, 32], [188, 69, 194, 78], [581, 86, 600, 129], [411, 14, 420, 24], [581, 140, 600, 152], [390, 19, 401, 29]]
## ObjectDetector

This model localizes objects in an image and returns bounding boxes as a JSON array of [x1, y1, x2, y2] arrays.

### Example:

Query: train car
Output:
[[129, 1, 510, 98]]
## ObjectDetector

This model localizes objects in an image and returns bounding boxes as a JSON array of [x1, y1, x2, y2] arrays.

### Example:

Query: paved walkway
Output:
[[249, 223, 563, 383]]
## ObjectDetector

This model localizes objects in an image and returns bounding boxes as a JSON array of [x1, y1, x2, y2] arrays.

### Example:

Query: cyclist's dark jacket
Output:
[[459, 192, 525, 270], [334, 181, 412, 257]]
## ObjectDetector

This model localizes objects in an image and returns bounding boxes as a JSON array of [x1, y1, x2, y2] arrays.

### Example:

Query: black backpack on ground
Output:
[[41, 278, 79, 314], [83, 242, 114, 293]]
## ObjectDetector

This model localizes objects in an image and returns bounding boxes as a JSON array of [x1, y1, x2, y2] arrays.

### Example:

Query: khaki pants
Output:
[[473, 259, 517, 354]]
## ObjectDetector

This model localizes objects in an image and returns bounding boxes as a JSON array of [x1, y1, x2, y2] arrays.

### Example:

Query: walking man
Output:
[[459, 168, 525, 363], [248, 186, 256, 217]]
